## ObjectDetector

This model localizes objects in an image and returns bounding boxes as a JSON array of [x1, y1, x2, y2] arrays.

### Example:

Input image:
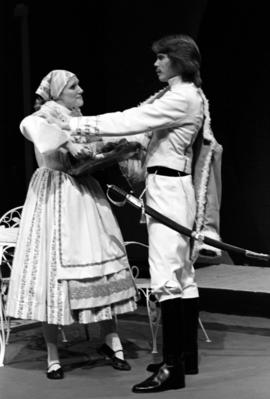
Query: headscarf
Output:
[[34, 69, 85, 144], [35, 70, 75, 101]]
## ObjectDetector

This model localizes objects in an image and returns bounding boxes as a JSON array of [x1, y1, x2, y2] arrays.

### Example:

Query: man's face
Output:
[[154, 53, 178, 82], [58, 76, 84, 109]]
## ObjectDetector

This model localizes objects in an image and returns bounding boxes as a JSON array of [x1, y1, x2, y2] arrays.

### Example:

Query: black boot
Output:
[[132, 298, 185, 393], [132, 362, 185, 393], [146, 297, 199, 374], [183, 297, 199, 374]]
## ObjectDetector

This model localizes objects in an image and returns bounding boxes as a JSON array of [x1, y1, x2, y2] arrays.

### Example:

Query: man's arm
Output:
[[69, 89, 189, 137]]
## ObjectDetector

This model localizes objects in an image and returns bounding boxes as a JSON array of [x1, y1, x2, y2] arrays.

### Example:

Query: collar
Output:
[[49, 101, 72, 116], [168, 75, 183, 88], [168, 75, 195, 89], [45, 101, 82, 117]]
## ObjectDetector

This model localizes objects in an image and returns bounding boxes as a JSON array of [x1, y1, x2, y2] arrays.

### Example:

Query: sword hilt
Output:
[[106, 185, 128, 207], [107, 185, 143, 209]]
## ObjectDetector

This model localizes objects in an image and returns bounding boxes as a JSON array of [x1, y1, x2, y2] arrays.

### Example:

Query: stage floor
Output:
[[1, 264, 270, 398], [1, 309, 270, 399]]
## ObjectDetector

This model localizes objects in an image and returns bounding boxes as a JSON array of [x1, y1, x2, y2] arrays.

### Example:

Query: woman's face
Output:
[[154, 53, 178, 82], [57, 76, 84, 109]]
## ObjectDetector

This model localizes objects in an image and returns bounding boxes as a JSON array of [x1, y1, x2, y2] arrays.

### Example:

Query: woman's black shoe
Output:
[[97, 343, 131, 371], [46, 363, 64, 380]]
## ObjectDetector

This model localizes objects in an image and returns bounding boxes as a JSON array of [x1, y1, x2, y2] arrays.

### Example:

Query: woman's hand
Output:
[[65, 142, 95, 159], [58, 120, 71, 131]]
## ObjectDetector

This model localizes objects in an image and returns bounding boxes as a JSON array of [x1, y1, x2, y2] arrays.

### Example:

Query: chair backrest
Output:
[[124, 240, 149, 280], [0, 206, 23, 275], [0, 206, 23, 229]]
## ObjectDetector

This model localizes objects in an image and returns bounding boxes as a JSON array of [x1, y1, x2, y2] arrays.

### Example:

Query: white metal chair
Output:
[[125, 240, 211, 354], [0, 206, 23, 366], [0, 206, 70, 365], [125, 241, 161, 353]]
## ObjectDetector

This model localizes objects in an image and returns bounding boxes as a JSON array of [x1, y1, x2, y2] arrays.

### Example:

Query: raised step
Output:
[[196, 264, 270, 317]]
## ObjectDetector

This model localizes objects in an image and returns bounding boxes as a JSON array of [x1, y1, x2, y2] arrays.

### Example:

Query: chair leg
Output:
[[0, 291, 6, 367], [58, 326, 68, 343], [198, 317, 211, 343], [143, 287, 161, 353], [84, 324, 90, 341]]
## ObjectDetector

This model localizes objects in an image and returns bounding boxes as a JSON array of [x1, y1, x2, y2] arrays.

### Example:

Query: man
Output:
[[65, 34, 221, 393]]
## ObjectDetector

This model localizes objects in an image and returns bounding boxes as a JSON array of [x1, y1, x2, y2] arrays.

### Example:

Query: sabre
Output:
[[106, 184, 270, 262]]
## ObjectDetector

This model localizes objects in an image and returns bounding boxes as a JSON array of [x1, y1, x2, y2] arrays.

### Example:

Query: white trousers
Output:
[[146, 173, 199, 302]]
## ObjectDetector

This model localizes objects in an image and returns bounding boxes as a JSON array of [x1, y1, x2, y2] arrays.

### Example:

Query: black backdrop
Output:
[[1, 0, 266, 264]]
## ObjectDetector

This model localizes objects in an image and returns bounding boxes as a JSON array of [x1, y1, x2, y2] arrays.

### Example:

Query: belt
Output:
[[147, 166, 189, 177]]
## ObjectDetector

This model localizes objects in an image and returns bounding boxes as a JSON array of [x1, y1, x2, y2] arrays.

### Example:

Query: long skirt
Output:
[[6, 167, 137, 325]]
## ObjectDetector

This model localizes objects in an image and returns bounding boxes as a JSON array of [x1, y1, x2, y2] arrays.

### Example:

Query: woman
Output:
[[6, 70, 137, 379]]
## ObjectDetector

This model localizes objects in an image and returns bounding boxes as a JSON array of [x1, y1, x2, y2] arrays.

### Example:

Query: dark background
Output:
[[1, 1, 265, 265]]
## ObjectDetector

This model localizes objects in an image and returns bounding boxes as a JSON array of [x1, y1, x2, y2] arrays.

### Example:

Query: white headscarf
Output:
[[35, 70, 75, 101]]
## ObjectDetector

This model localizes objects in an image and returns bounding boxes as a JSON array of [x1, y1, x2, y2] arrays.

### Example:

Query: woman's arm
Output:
[[20, 115, 70, 154]]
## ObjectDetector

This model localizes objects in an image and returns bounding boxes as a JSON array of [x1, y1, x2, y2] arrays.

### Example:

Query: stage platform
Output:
[[196, 264, 270, 317]]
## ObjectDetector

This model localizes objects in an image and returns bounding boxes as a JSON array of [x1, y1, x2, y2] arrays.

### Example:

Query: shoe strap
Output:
[[47, 361, 61, 372], [114, 349, 123, 354]]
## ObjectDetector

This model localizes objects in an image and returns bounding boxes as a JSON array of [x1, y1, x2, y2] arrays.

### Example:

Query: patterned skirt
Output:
[[6, 167, 137, 325]]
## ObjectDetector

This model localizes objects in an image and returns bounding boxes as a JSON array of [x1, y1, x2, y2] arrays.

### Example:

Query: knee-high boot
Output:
[[132, 298, 185, 393], [147, 297, 199, 375], [161, 298, 185, 369], [183, 297, 199, 374]]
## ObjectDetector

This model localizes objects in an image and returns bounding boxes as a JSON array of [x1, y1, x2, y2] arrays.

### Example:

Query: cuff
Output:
[[69, 117, 79, 132], [69, 116, 99, 135]]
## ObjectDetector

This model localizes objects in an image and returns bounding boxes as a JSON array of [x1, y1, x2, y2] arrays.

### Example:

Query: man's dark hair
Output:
[[152, 34, 202, 87]]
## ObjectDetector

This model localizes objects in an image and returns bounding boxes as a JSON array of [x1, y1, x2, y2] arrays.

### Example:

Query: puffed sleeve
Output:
[[20, 115, 70, 154], [69, 89, 189, 137]]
